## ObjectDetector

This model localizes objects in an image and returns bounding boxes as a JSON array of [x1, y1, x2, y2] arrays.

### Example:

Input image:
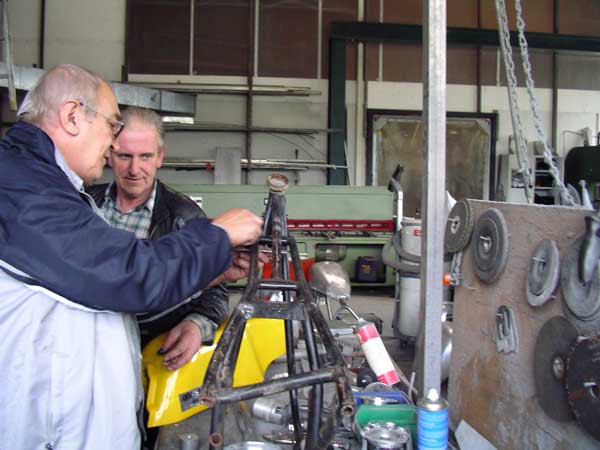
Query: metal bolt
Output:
[[552, 356, 565, 380], [479, 235, 492, 252]]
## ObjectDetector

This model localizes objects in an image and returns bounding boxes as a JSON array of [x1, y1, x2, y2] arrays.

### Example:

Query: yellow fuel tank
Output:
[[142, 318, 286, 427]]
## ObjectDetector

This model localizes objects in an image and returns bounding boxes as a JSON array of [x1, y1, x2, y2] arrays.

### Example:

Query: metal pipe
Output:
[[161, 157, 347, 170], [317, 0, 323, 79], [205, 369, 341, 404], [354, 0, 366, 186], [378, 0, 384, 81], [188, 0, 194, 75], [254, 0, 259, 78], [420, 0, 446, 395], [246, 0, 256, 184], [552, 0, 558, 152], [39, 0, 46, 69]]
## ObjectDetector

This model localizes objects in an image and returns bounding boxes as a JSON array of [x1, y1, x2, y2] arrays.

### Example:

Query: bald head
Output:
[[17, 64, 122, 185], [18, 64, 103, 128]]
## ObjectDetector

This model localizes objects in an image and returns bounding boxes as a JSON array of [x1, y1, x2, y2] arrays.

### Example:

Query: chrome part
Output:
[[495, 305, 518, 354], [526, 239, 560, 307]]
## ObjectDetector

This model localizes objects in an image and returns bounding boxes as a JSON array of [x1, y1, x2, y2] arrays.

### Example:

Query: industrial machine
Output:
[[173, 184, 395, 288]]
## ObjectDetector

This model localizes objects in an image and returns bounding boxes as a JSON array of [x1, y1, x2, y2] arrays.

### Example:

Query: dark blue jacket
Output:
[[0, 121, 232, 313]]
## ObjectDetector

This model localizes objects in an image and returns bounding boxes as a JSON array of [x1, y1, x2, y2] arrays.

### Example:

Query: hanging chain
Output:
[[494, 0, 533, 203], [513, 0, 576, 206]]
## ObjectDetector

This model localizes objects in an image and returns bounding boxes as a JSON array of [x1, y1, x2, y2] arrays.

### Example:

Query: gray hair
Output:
[[121, 107, 165, 151], [17, 64, 103, 126]]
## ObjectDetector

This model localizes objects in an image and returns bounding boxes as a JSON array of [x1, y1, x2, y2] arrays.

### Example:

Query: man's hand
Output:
[[212, 208, 263, 247], [208, 249, 269, 286], [159, 320, 202, 370]]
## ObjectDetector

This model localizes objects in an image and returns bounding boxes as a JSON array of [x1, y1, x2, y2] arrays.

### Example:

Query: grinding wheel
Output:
[[526, 239, 560, 307], [534, 316, 579, 422], [566, 335, 600, 441], [472, 208, 509, 284], [560, 237, 600, 327], [445, 199, 474, 253]]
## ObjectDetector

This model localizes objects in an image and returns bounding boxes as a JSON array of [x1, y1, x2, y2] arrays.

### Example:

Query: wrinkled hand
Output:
[[208, 249, 270, 285], [212, 208, 263, 247], [159, 320, 202, 370]]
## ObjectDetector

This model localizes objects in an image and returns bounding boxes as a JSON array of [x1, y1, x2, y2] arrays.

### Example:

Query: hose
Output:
[[381, 236, 420, 274], [392, 231, 421, 263]]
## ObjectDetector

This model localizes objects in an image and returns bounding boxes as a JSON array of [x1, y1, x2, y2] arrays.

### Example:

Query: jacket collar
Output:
[[6, 121, 56, 166]]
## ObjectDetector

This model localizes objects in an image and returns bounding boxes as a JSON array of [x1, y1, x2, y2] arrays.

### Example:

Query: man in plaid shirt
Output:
[[89, 107, 229, 368]]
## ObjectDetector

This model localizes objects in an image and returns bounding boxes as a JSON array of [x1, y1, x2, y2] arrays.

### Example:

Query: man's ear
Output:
[[106, 149, 114, 168], [58, 100, 82, 136], [156, 146, 166, 168]]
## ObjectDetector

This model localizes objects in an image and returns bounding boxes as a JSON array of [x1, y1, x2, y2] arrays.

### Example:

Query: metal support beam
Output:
[[420, 0, 446, 394], [330, 21, 600, 52], [327, 39, 348, 185], [0, 63, 196, 115]]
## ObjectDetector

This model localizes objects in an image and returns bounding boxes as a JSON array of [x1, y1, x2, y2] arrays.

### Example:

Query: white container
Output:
[[400, 217, 422, 257], [398, 274, 421, 338]]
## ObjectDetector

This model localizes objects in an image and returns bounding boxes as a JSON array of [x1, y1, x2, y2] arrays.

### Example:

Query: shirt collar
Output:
[[54, 146, 84, 192], [105, 179, 158, 214]]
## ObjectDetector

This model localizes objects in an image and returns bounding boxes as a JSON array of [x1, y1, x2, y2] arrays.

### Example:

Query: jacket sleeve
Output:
[[138, 283, 230, 341], [0, 183, 233, 314], [162, 191, 230, 326]]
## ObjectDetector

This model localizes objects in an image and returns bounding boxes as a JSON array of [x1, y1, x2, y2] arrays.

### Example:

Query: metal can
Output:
[[417, 388, 448, 450]]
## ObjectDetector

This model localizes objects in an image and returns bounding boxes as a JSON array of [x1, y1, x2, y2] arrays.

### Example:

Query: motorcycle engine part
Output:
[[472, 208, 509, 284], [179, 433, 199, 450], [361, 422, 411, 450], [357, 367, 378, 388], [495, 306, 518, 354], [252, 397, 290, 425], [445, 199, 474, 254], [566, 336, 600, 441], [526, 239, 560, 307], [561, 237, 600, 324], [533, 316, 579, 422]]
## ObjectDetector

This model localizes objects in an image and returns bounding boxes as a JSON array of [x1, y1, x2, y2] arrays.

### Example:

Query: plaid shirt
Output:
[[100, 182, 157, 239], [100, 180, 217, 341]]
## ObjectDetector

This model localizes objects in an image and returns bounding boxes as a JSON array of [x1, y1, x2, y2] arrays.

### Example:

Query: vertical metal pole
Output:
[[420, 0, 446, 395], [246, 0, 256, 184], [378, 0, 383, 81], [354, 0, 365, 186], [317, 0, 322, 79], [254, 0, 259, 78], [551, 0, 558, 151], [189, 0, 194, 75]]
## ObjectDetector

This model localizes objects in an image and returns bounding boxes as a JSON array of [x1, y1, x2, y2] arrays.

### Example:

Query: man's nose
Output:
[[129, 157, 141, 174]]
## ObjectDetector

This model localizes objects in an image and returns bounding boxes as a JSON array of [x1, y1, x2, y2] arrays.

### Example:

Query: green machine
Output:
[[172, 184, 395, 287]]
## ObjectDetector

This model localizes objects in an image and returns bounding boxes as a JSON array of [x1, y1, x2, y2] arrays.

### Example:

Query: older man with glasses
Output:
[[0, 64, 263, 450]]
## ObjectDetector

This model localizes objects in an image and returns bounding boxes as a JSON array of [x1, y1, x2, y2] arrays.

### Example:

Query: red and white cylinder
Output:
[[355, 321, 399, 385]]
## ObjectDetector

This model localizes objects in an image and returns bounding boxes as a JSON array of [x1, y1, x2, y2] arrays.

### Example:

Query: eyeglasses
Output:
[[79, 101, 125, 140]]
